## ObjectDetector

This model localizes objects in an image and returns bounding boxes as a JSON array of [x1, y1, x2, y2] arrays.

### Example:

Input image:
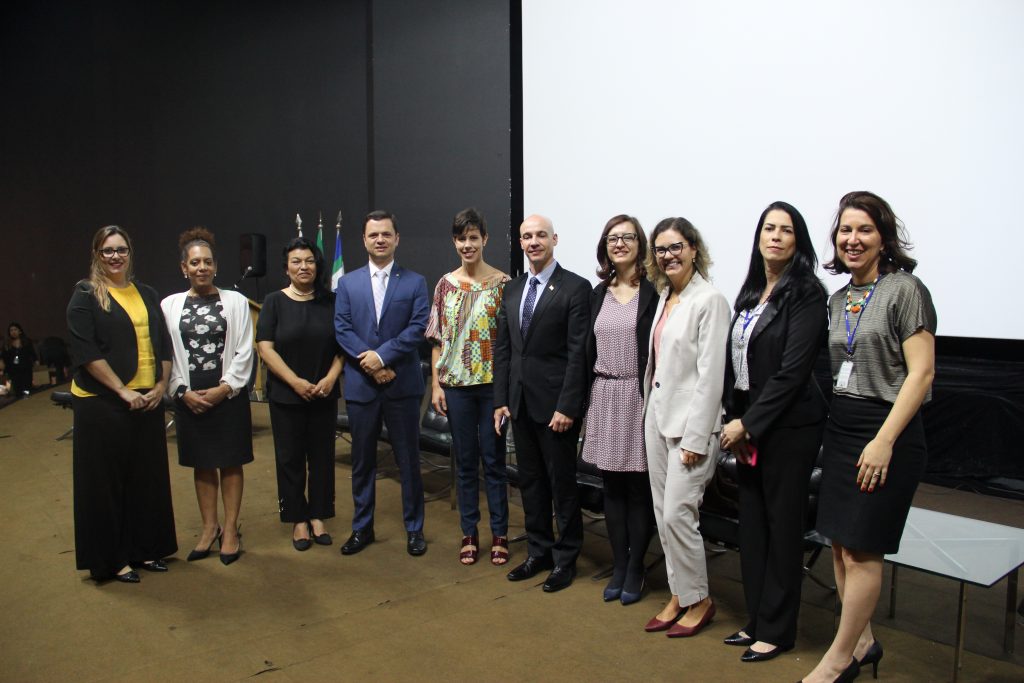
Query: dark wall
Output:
[[1, 0, 511, 343], [370, 0, 512, 292]]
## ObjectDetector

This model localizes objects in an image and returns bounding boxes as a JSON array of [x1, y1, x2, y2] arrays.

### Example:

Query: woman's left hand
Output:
[[856, 438, 893, 492], [720, 419, 747, 450], [312, 377, 334, 399], [196, 384, 231, 408], [141, 382, 166, 412]]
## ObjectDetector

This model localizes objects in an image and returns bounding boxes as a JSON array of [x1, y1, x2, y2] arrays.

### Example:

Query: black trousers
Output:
[[736, 421, 822, 648], [269, 399, 337, 523], [511, 407, 583, 569], [72, 393, 177, 578]]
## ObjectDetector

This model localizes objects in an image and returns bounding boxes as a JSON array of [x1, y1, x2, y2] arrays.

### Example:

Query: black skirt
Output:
[[174, 372, 254, 469], [73, 393, 178, 577], [816, 395, 927, 555]]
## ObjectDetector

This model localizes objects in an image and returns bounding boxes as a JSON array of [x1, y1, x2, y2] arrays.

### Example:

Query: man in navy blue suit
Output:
[[335, 210, 430, 556]]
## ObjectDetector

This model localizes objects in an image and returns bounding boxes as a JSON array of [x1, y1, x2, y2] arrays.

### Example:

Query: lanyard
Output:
[[740, 300, 767, 341], [843, 275, 883, 357]]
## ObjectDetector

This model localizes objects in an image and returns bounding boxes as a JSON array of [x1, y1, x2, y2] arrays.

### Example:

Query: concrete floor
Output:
[[0, 388, 1021, 682]]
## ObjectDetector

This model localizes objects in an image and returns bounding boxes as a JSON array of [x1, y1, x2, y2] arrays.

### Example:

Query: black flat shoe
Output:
[[741, 644, 792, 662], [293, 537, 313, 551], [340, 528, 375, 555], [186, 528, 222, 562], [313, 531, 332, 546], [132, 560, 168, 572], [857, 640, 883, 679], [724, 630, 755, 647], [114, 570, 140, 584]]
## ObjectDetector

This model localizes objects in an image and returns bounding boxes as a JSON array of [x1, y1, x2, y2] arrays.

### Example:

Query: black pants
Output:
[[737, 422, 821, 648], [601, 470, 654, 582], [72, 393, 177, 578], [269, 399, 337, 523], [511, 410, 582, 569]]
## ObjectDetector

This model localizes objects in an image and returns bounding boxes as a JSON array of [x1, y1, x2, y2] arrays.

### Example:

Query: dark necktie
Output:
[[520, 276, 540, 337]]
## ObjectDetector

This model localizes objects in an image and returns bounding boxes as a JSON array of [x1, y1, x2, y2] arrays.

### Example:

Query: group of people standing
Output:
[[66, 191, 934, 683]]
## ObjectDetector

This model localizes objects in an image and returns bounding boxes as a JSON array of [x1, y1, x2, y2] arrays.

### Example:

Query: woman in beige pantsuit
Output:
[[641, 217, 731, 638]]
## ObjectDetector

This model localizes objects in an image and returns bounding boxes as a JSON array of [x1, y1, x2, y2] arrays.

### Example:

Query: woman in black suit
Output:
[[66, 225, 177, 583], [581, 215, 659, 604], [719, 202, 827, 662]]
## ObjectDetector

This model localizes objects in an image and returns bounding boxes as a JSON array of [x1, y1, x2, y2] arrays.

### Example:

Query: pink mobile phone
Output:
[[747, 443, 758, 467]]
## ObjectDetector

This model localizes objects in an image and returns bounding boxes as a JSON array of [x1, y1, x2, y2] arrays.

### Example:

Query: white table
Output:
[[885, 507, 1024, 681]]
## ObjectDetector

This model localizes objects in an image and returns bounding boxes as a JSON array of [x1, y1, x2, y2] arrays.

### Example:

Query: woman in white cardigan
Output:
[[162, 227, 254, 565], [642, 217, 731, 638]]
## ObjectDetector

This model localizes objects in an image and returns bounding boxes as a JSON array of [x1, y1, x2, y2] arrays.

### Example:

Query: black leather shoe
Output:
[[506, 556, 554, 582], [724, 630, 755, 647], [114, 570, 140, 584], [741, 644, 791, 662], [293, 537, 313, 552], [132, 560, 168, 573], [542, 565, 576, 593], [341, 529, 375, 555], [407, 531, 427, 556], [313, 531, 333, 546]]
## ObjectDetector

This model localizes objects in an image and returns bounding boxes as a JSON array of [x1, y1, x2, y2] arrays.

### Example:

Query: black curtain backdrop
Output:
[[0, 0, 512, 340]]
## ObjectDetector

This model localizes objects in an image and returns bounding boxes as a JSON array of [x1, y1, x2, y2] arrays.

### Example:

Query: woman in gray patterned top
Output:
[[802, 192, 936, 683]]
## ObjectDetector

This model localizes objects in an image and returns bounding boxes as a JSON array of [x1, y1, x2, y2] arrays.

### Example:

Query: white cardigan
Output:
[[161, 288, 254, 398], [642, 274, 731, 455]]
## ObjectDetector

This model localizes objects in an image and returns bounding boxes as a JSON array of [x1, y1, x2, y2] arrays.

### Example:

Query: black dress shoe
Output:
[[340, 529, 375, 555], [114, 570, 140, 584], [506, 555, 554, 582], [131, 560, 168, 572], [407, 531, 427, 556], [293, 537, 313, 552], [313, 531, 333, 546], [741, 644, 792, 662], [542, 565, 576, 593], [724, 630, 755, 647]]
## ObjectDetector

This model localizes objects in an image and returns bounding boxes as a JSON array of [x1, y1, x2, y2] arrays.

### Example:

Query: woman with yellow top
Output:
[[66, 225, 177, 583], [426, 208, 511, 566]]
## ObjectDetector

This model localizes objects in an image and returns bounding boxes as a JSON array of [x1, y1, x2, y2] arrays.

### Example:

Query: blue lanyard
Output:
[[843, 275, 883, 357], [740, 300, 767, 341]]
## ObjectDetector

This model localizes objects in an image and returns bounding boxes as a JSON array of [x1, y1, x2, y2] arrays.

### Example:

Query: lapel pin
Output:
[[548, 285, 554, 291]]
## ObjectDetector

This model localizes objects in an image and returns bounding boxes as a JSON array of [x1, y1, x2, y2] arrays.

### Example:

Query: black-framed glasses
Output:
[[653, 242, 688, 257], [606, 233, 638, 245], [99, 247, 130, 258]]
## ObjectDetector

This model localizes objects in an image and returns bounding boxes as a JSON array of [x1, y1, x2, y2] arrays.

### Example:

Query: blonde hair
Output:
[[89, 225, 135, 312]]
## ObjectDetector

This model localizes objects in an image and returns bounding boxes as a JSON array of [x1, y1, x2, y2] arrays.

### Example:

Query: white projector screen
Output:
[[522, 0, 1024, 340]]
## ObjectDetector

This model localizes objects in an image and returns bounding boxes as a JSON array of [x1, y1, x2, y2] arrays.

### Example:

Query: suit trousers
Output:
[[511, 408, 583, 568], [269, 399, 337, 523], [736, 422, 821, 648], [347, 395, 424, 532], [645, 401, 719, 606]]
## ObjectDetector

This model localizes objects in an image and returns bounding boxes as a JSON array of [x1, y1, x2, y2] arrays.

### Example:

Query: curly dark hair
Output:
[[178, 226, 217, 262]]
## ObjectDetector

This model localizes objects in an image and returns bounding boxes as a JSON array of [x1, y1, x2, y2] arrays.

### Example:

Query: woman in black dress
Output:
[[162, 228, 254, 565], [1, 323, 36, 397], [801, 192, 936, 683], [67, 225, 177, 583], [256, 237, 342, 551], [719, 202, 827, 662]]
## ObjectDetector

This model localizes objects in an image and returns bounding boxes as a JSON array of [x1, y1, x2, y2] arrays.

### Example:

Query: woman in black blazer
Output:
[[581, 215, 659, 604], [718, 202, 827, 662], [66, 225, 177, 583]]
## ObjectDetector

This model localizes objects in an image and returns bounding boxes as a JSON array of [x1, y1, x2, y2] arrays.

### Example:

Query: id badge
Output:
[[836, 360, 853, 389]]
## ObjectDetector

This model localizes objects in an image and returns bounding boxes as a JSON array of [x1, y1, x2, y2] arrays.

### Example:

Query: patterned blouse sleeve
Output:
[[424, 277, 449, 345]]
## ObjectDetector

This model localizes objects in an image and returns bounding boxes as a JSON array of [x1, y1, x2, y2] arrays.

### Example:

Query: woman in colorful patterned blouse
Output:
[[426, 208, 511, 566]]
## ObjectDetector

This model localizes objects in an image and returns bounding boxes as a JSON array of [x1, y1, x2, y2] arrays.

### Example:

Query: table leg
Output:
[[888, 564, 898, 619], [953, 581, 967, 682], [1005, 568, 1018, 655]]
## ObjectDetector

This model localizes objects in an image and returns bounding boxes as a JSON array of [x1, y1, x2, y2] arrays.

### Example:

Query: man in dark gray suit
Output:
[[493, 214, 590, 592]]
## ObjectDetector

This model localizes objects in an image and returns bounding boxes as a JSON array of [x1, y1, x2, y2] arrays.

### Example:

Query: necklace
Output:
[[289, 284, 314, 298], [845, 276, 879, 313]]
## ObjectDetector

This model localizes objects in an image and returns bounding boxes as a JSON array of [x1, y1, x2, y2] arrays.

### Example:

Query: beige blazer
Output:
[[643, 274, 731, 455]]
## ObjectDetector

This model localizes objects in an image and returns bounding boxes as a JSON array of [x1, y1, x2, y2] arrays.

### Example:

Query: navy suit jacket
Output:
[[334, 263, 429, 402]]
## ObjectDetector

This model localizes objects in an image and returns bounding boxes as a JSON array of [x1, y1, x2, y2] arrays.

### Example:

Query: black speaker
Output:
[[239, 233, 267, 278]]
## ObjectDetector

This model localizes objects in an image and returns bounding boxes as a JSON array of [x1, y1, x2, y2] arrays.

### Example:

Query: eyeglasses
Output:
[[653, 242, 688, 257], [606, 233, 638, 246], [99, 247, 130, 258]]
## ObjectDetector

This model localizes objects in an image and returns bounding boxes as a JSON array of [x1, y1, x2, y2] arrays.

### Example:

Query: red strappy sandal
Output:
[[490, 535, 510, 566], [460, 535, 479, 565]]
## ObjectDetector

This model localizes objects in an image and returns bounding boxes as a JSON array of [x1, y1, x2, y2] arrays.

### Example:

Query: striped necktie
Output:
[[373, 270, 388, 322]]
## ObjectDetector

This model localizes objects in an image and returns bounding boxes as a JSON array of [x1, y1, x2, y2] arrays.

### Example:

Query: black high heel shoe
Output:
[[220, 529, 242, 565], [187, 527, 222, 562], [858, 640, 883, 679]]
